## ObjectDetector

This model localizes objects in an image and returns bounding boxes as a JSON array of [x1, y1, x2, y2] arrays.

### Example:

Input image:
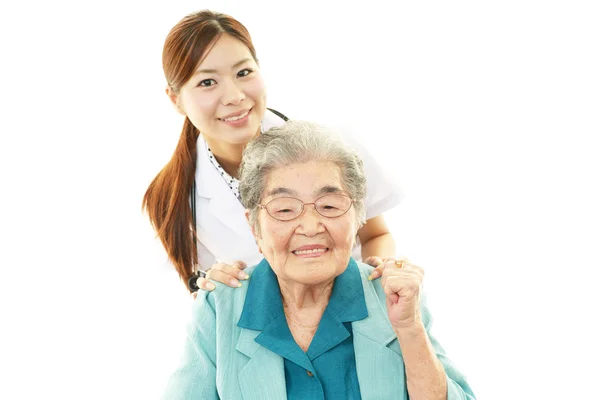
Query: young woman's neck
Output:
[[203, 131, 260, 179], [203, 140, 245, 178]]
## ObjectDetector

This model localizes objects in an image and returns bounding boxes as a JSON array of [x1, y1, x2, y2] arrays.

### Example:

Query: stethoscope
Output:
[[187, 179, 204, 292], [185, 176, 229, 292]]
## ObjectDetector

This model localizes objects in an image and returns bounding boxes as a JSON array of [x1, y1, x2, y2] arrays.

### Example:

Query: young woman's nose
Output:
[[221, 78, 245, 105]]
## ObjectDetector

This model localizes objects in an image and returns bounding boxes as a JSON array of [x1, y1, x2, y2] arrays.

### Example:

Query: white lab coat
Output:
[[193, 110, 404, 270]]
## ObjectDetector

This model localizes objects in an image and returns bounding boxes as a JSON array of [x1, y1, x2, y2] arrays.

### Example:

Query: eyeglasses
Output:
[[258, 194, 355, 221]]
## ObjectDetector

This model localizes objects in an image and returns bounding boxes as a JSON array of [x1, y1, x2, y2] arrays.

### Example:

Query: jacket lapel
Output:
[[352, 270, 409, 399], [236, 328, 287, 400], [231, 261, 409, 399]]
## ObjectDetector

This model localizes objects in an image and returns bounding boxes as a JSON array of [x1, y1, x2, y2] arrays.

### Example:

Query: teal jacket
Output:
[[162, 261, 476, 399]]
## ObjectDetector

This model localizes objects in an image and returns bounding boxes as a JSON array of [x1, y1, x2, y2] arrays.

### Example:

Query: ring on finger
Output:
[[395, 260, 419, 269]]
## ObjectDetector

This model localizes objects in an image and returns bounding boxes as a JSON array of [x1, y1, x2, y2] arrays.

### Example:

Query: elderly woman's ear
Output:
[[244, 209, 254, 234]]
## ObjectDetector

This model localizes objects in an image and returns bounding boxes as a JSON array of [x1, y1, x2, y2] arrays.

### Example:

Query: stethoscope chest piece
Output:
[[187, 270, 207, 292]]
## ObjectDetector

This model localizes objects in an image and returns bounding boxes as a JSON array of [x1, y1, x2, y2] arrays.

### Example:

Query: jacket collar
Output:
[[237, 258, 367, 331], [234, 260, 288, 399], [235, 260, 407, 399]]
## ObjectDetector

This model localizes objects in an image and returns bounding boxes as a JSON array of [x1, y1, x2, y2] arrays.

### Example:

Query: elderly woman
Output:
[[162, 121, 475, 400]]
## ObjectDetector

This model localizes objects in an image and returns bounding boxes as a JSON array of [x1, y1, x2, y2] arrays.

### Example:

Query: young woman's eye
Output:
[[237, 68, 252, 78], [198, 79, 216, 87]]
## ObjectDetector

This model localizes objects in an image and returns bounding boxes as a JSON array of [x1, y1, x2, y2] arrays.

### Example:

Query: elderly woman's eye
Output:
[[319, 203, 342, 211]]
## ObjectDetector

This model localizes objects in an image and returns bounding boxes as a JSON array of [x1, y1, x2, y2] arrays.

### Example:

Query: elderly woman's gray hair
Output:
[[239, 120, 367, 231]]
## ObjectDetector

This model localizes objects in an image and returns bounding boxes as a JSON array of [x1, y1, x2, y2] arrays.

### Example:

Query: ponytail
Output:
[[143, 118, 199, 291]]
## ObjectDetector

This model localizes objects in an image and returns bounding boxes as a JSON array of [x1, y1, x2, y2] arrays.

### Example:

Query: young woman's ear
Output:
[[166, 86, 186, 116]]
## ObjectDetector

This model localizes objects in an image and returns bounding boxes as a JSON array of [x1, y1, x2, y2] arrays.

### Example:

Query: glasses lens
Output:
[[315, 194, 352, 217], [266, 198, 303, 220]]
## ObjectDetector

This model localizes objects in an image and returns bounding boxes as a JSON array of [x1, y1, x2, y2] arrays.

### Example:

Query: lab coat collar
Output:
[[194, 135, 248, 234]]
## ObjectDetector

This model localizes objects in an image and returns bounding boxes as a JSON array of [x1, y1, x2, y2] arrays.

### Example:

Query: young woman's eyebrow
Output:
[[193, 58, 252, 76]]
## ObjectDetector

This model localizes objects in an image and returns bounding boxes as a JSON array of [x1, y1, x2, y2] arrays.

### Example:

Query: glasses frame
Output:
[[257, 193, 356, 222]]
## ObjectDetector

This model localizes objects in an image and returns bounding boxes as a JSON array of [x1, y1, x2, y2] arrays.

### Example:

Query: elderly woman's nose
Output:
[[296, 206, 325, 234]]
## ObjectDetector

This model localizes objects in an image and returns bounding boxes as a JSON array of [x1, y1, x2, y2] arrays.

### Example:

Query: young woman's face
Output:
[[172, 34, 267, 149]]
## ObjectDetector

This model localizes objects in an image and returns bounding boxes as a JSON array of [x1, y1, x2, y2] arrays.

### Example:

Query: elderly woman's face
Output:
[[253, 161, 359, 285]]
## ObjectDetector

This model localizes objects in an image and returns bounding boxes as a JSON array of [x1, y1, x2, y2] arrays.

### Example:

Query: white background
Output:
[[1, 1, 599, 399]]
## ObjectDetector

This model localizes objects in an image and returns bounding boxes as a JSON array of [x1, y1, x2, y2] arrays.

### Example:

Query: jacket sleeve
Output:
[[420, 296, 477, 399], [161, 292, 219, 400]]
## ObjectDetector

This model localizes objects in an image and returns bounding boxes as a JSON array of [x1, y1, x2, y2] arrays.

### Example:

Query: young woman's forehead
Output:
[[196, 35, 254, 71]]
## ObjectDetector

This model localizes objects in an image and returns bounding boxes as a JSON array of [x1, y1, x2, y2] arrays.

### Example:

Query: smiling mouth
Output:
[[292, 248, 329, 255], [218, 109, 250, 122]]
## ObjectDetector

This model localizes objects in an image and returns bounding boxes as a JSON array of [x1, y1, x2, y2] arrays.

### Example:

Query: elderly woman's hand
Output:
[[191, 261, 249, 298], [380, 258, 425, 331]]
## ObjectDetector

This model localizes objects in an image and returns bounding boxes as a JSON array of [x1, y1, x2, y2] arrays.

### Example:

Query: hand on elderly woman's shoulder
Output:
[[363, 256, 389, 280], [380, 258, 425, 331], [190, 261, 249, 299]]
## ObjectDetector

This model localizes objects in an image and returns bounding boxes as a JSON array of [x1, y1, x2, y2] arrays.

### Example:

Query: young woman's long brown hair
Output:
[[143, 11, 258, 290]]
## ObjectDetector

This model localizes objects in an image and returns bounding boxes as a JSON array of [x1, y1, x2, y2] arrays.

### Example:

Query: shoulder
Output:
[[355, 261, 387, 301], [193, 274, 251, 317], [193, 261, 264, 313], [355, 260, 376, 277]]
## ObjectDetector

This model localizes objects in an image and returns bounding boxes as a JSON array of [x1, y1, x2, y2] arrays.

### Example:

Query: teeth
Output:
[[293, 248, 326, 255], [222, 110, 249, 121]]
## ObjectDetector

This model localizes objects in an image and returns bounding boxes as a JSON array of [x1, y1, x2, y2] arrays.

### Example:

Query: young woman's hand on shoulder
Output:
[[191, 260, 249, 298]]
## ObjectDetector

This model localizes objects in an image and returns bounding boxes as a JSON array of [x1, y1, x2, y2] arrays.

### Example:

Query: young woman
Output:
[[143, 10, 404, 293]]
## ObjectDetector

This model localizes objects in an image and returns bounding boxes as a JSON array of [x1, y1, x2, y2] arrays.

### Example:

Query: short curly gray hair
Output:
[[238, 120, 367, 232]]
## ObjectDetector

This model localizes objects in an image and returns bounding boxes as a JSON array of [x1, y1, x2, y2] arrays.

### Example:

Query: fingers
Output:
[[207, 261, 249, 288], [367, 256, 406, 280], [380, 257, 424, 293], [364, 256, 383, 280], [381, 261, 425, 285], [381, 257, 423, 277], [364, 256, 383, 267], [382, 274, 421, 298], [195, 277, 216, 292], [232, 260, 248, 270], [393, 259, 420, 270], [368, 263, 385, 281]]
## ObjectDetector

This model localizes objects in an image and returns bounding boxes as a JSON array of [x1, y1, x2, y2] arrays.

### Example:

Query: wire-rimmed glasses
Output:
[[257, 194, 355, 221]]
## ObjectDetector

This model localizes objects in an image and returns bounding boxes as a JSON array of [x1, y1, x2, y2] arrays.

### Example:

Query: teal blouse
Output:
[[237, 259, 368, 399]]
